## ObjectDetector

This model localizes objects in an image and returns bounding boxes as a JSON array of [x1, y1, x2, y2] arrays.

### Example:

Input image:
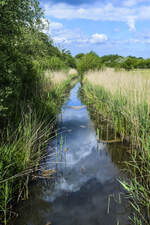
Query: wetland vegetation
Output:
[[78, 54, 150, 224], [0, 0, 76, 223], [0, 0, 150, 224]]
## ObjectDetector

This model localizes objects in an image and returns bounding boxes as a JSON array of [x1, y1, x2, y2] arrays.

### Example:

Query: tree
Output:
[[77, 51, 102, 84], [75, 53, 85, 59], [60, 49, 76, 68], [77, 51, 102, 75], [0, 0, 44, 123]]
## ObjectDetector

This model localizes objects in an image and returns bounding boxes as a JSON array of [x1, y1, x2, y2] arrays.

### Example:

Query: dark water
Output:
[[12, 83, 129, 225]]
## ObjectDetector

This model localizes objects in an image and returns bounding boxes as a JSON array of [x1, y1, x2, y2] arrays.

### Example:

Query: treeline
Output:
[[0, 0, 76, 129], [75, 51, 150, 74]]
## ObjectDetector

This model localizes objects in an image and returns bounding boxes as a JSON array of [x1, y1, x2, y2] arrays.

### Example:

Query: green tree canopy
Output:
[[77, 51, 102, 75]]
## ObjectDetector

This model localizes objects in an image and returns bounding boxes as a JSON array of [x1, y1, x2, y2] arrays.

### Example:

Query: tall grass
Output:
[[82, 68, 150, 225], [0, 70, 76, 224], [0, 112, 52, 224], [45, 70, 73, 84]]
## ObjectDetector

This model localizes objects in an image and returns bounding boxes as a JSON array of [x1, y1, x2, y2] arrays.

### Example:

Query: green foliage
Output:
[[0, 0, 74, 128], [75, 53, 85, 59], [60, 49, 76, 68], [0, 73, 74, 224], [47, 56, 67, 71], [121, 57, 136, 70], [77, 51, 102, 76], [100, 54, 124, 68], [0, 0, 76, 223], [0, 0, 43, 123], [76, 52, 150, 74]]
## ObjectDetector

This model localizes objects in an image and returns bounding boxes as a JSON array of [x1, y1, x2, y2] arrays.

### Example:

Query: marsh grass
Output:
[[0, 112, 52, 224], [45, 70, 69, 84], [82, 68, 150, 224], [0, 70, 76, 224]]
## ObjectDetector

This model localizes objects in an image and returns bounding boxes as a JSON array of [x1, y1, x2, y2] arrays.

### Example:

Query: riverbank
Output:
[[0, 70, 77, 225], [10, 82, 129, 225], [81, 68, 150, 225]]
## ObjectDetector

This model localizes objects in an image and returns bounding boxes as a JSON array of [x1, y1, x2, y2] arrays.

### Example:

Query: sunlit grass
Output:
[[85, 68, 150, 102], [45, 69, 77, 84], [45, 70, 69, 84], [83, 68, 150, 224]]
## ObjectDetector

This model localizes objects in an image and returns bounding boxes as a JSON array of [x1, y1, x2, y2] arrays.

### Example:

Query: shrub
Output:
[[77, 51, 102, 75]]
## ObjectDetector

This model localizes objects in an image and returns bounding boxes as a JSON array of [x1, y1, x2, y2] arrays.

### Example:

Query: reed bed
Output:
[[0, 113, 53, 224], [85, 68, 150, 98], [83, 68, 150, 225], [45, 69, 77, 84], [84, 68, 150, 144], [45, 70, 69, 84], [0, 71, 75, 224]]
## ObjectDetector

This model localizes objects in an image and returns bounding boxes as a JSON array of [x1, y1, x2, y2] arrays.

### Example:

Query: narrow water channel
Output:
[[12, 83, 129, 225]]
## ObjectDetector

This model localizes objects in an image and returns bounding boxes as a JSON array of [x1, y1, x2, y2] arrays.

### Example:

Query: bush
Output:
[[77, 51, 102, 76], [48, 56, 67, 70]]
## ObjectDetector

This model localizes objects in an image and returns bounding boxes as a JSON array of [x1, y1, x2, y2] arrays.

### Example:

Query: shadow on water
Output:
[[12, 83, 130, 225]]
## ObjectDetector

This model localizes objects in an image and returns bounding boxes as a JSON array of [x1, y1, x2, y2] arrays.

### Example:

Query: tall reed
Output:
[[82, 68, 150, 224], [0, 70, 76, 224]]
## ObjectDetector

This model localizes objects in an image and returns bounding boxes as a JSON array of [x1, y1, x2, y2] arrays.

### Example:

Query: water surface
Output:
[[13, 83, 129, 225]]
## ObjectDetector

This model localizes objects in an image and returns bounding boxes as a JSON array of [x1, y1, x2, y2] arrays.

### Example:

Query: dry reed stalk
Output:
[[44, 70, 69, 84], [85, 68, 150, 106]]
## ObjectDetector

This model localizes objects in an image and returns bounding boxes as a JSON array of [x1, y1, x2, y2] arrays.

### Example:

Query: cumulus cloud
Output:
[[43, 2, 150, 31], [90, 33, 108, 44], [49, 22, 84, 45], [44, 17, 150, 53], [48, 20, 108, 46], [50, 21, 63, 31], [52, 31, 108, 45]]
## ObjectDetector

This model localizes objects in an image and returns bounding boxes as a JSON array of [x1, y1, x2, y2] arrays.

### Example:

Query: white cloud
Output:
[[52, 31, 108, 46], [40, 18, 49, 33], [123, 0, 149, 7], [43, 2, 150, 31], [42, 18, 150, 50], [76, 38, 89, 43], [48, 20, 108, 46], [50, 22, 63, 31], [44, 20, 77, 44], [50, 23, 84, 45], [78, 8, 86, 15], [53, 36, 72, 44], [90, 33, 108, 44], [127, 17, 136, 31]]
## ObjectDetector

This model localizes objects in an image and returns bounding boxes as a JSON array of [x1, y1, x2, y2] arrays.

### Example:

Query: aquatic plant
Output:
[[0, 72, 76, 224], [82, 68, 150, 224]]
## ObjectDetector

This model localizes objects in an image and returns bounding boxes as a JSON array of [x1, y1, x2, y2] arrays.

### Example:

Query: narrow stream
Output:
[[13, 83, 129, 225]]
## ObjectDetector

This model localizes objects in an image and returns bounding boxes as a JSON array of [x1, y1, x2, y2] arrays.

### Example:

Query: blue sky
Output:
[[39, 0, 150, 58]]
